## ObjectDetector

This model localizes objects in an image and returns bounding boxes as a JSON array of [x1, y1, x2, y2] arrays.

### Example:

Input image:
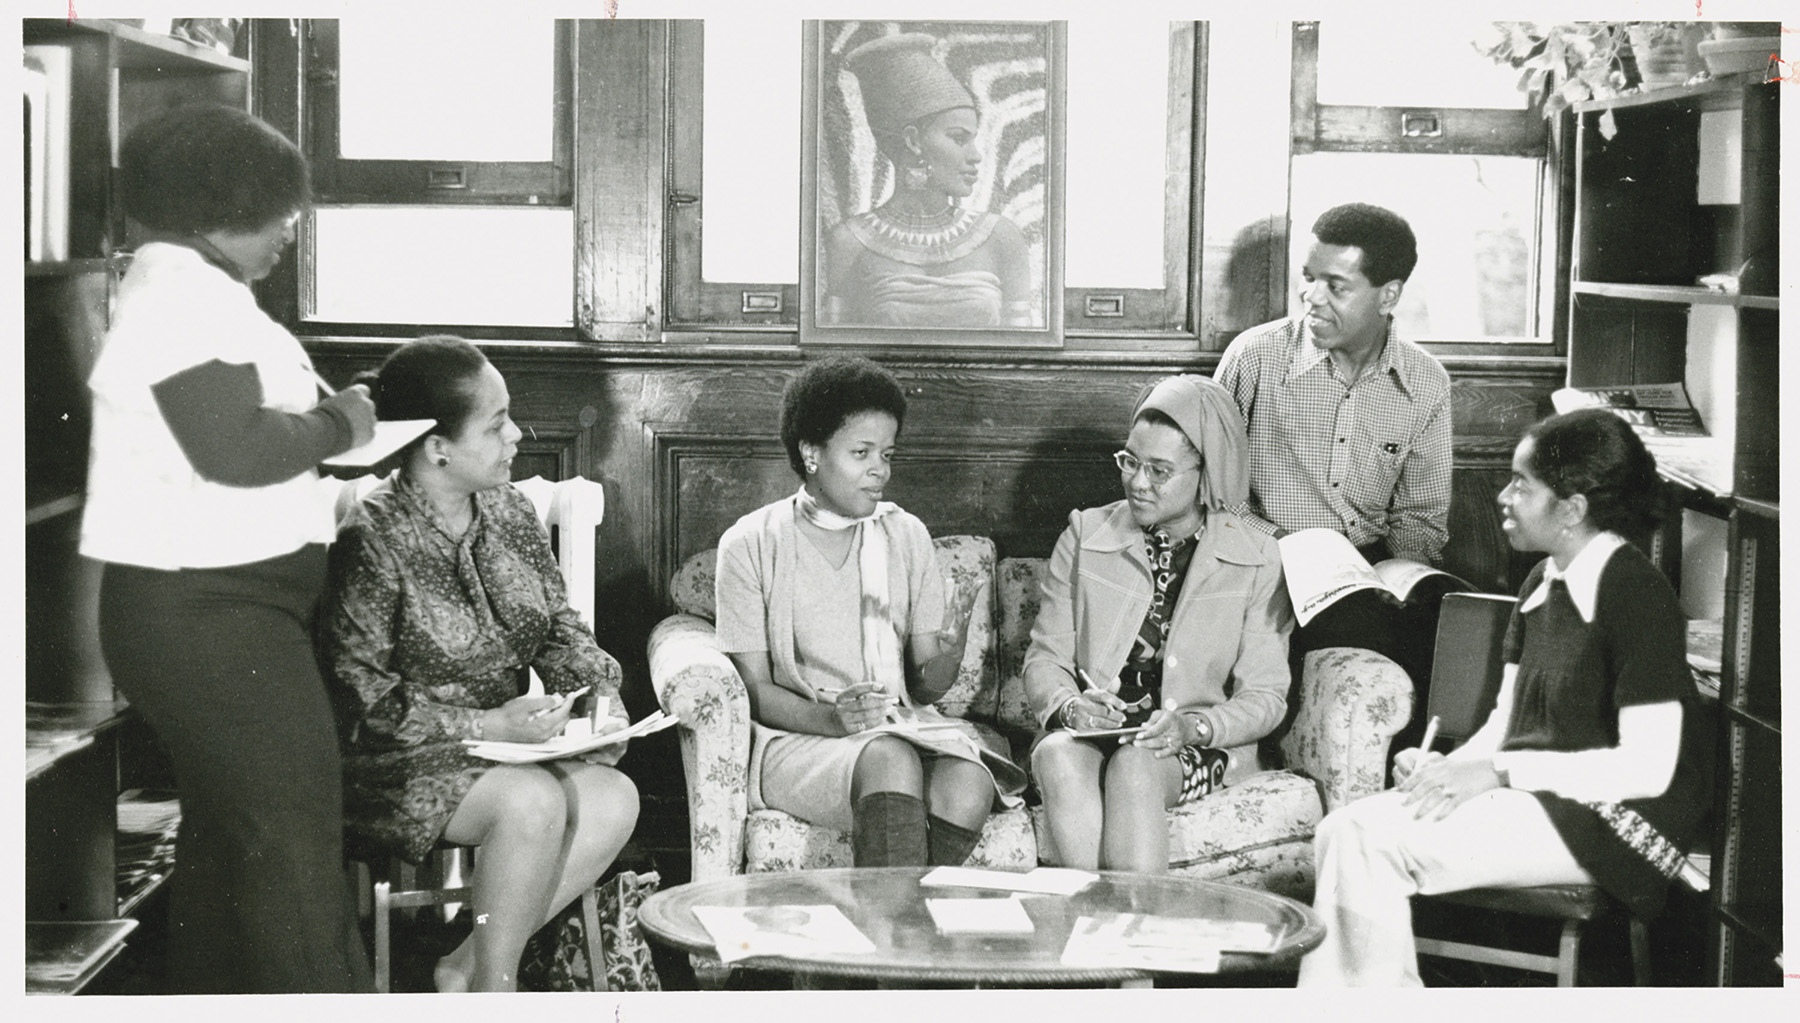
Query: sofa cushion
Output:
[[994, 557, 1046, 735], [668, 549, 717, 620], [744, 805, 1037, 874]]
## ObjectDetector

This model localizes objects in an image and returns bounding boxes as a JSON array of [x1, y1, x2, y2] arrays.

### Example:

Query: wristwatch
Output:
[[1058, 697, 1081, 730]]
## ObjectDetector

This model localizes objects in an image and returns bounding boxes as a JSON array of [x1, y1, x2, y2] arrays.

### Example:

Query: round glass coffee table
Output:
[[637, 867, 1324, 987]]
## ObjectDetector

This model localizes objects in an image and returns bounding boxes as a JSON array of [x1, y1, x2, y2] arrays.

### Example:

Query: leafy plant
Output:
[[1473, 22, 1688, 117]]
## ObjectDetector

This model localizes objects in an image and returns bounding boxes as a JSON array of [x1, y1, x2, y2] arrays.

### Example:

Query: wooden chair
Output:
[[1409, 593, 1652, 986]]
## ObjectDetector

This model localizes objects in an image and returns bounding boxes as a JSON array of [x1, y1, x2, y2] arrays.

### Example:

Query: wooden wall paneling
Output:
[[574, 19, 666, 342]]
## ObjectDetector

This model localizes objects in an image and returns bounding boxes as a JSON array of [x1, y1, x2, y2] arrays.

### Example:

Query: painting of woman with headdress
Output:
[[803, 21, 1061, 345]]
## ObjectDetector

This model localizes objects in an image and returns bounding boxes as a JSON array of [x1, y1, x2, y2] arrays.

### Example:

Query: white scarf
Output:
[[793, 486, 904, 696]]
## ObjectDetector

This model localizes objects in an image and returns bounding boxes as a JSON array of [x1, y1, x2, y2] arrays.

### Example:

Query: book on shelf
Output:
[[22, 43, 72, 262], [26, 919, 138, 987], [1276, 528, 1471, 628], [1552, 385, 1708, 437]]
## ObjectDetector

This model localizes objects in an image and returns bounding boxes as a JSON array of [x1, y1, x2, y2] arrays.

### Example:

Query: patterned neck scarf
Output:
[[1130, 524, 1202, 671]]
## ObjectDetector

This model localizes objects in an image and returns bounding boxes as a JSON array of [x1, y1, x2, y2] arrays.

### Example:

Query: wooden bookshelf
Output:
[[21, 17, 251, 994], [1566, 78, 1781, 986]]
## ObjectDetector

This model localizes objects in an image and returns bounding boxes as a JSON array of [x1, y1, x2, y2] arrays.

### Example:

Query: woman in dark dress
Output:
[[321, 336, 639, 992], [1299, 408, 1710, 986]]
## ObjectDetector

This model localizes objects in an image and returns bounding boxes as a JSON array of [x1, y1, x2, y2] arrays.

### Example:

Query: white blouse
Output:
[[81, 243, 335, 569]]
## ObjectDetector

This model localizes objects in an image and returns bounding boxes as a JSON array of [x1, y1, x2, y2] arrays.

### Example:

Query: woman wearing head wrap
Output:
[[824, 32, 1034, 328], [1022, 375, 1295, 872]]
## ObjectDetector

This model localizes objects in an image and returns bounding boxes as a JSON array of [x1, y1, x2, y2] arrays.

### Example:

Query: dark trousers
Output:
[[99, 546, 372, 993]]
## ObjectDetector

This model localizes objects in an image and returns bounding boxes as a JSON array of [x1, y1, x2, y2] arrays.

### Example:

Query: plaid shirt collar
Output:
[[1286, 317, 1416, 396]]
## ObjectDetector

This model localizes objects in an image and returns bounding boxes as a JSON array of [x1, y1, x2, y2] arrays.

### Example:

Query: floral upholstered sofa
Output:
[[648, 535, 1411, 900]]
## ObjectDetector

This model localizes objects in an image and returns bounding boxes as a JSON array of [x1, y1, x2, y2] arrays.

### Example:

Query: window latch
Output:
[[427, 166, 468, 190], [1400, 111, 1443, 139]]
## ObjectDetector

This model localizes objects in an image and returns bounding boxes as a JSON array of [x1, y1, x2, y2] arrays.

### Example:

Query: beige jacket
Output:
[[1021, 500, 1294, 781]]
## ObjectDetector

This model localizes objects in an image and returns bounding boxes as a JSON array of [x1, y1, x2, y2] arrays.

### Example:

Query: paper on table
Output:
[[1060, 913, 1278, 974], [462, 710, 677, 764], [321, 419, 436, 467], [926, 897, 1036, 935], [691, 904, 875, 964], [919, 865, 1098, 896]]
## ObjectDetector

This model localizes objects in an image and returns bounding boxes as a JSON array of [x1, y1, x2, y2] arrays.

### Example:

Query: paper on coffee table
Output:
[[919, 865, 1097, 896], [691, 904, 875, 964], [1061, 912, 1277, 974]]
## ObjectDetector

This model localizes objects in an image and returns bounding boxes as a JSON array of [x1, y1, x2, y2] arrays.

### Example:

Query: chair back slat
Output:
[[1426, 593, 1517, 742]]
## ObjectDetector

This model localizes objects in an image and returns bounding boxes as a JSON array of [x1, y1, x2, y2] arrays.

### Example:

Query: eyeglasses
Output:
[[1113, 450, 1201, 487]]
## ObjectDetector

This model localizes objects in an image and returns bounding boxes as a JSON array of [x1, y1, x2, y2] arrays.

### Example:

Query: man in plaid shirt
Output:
[[1215, 203, 1454, 760]]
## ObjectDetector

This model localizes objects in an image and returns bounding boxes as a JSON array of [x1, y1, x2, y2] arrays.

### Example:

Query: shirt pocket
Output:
[[1345, 436, 1410, 511]]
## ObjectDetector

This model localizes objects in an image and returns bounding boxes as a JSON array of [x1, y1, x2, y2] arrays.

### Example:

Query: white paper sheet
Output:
[[321, 419, 436, 467]]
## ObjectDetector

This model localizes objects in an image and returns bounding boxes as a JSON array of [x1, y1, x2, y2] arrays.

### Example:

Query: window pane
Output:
[[1065, 20, 1172, 290], [1289, 153, 1540, 340], [1317, 21, 1526, 110], [701, 21, 801, 284], [338, 18, 555, 161], [311, 208, 572, 326]]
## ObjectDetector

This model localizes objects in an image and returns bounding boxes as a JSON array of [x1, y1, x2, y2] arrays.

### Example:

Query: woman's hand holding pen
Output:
[[481, 688, 585, 743], [323, 386, 377, 447], [821, 682, 892, 736], [1061, 668, 1127, 732]]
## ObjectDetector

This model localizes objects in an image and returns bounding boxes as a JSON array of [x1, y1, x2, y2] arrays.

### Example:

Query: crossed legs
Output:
[[435, 761, 639, 991], [1032, 732, 1183, 872]]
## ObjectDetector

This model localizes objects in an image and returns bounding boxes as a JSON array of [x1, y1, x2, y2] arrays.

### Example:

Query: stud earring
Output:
[[437, 456, 449, 467], [805, 460, 818, 475], [904, 161, 930, 190]]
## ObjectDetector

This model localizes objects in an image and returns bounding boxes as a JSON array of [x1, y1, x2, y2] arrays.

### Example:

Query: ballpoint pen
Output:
[[531, 685, 591, 721], [1418, 715, 1441, 753]]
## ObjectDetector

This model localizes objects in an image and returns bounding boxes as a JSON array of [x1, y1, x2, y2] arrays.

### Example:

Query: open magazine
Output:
[[1277, 528, 1469, 627]]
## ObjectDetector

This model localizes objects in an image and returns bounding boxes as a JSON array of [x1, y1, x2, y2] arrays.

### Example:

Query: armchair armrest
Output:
[[647, 613, 752, 882], [1278, 647, 1413, 813]]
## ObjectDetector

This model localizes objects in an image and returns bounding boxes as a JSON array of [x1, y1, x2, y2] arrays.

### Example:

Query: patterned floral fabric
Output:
[[322, 473, 625, 864], [518, 870, 663, 992], [650, 543, 1410, 897], [1277, 646, 1415, 813]]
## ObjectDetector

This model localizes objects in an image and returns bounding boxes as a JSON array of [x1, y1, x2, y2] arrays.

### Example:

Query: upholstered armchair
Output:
[[648, 538, 1413, 900], [647, 536, 1037, 887]]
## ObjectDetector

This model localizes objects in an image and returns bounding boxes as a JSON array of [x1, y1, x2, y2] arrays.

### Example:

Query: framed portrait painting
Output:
[[801, 20, 1064, 347]]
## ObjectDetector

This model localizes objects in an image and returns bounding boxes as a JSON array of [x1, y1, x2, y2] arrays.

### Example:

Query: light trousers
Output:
[[1298, 787, 1594, 987]]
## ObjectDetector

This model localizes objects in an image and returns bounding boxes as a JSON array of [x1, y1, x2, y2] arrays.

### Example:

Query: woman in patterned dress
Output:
[[1023, 375, 1293, 872], [1299, 408, 1711, 986], [321, 336, 639, 992]]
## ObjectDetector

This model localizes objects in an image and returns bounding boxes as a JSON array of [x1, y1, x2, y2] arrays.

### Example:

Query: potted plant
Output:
[[1473, 21, 1702, 117]]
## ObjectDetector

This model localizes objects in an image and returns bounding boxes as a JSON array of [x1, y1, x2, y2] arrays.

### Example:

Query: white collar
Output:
[[1519, 531, 1627, 623]]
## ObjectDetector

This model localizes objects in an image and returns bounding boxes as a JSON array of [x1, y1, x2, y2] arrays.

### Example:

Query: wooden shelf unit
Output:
[[21, 17, 249, 994], [1566, 78, 1780, 987]]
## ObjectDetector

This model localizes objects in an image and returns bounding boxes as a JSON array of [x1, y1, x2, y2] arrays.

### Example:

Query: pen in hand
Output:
[[530, 685, 591, 721], [1418, 715, 1440, 754]]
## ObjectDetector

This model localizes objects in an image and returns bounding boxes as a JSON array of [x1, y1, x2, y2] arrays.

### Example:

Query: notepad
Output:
[[321, 419, 436, 467], [926, 897, 1035, 935], [462, 710, 678, 764]]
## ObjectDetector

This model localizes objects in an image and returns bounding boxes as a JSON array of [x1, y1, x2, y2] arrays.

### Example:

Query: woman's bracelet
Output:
[[1058, 696, 1081, 730]]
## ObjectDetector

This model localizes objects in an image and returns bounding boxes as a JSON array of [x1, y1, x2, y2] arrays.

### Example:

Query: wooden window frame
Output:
[[301, 19, 574, 207], [1289, 21, 1565, 358]]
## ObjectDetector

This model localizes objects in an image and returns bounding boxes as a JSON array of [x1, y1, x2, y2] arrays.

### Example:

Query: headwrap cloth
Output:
[[1130, 374, 1251, 512]]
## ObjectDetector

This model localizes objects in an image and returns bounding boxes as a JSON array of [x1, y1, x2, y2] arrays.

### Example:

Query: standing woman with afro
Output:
[[81, 103, 376, 992]]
